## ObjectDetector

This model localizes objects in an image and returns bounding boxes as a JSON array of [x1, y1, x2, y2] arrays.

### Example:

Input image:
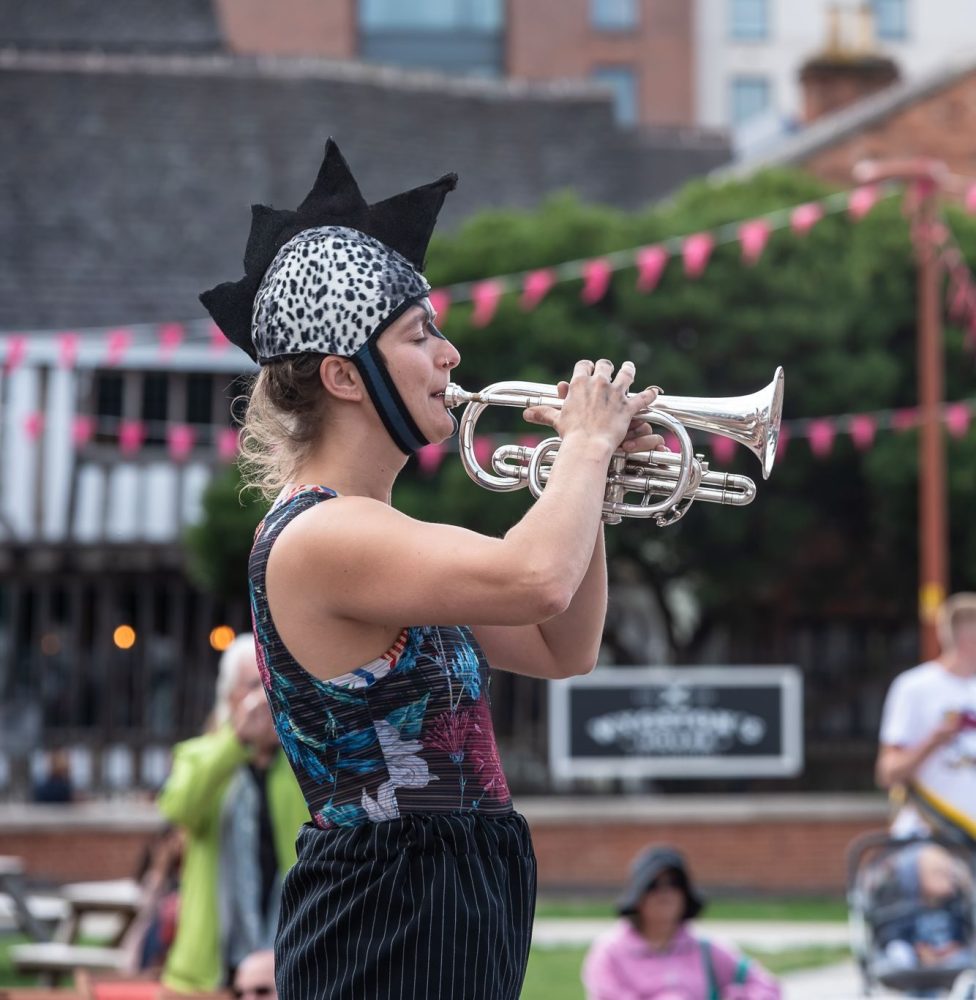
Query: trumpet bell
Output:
[[655, 366, 784, 480]]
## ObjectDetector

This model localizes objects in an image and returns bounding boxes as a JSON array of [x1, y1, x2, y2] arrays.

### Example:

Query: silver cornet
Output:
[[443, 368, 785, 526]]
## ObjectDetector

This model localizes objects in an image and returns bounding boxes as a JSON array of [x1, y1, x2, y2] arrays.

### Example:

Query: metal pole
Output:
[[853, 159, 950, 660], [915, 184, 949, 660]]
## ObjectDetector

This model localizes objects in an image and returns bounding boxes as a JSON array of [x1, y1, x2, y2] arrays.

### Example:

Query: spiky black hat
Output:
[[200, 138, 457, 363]]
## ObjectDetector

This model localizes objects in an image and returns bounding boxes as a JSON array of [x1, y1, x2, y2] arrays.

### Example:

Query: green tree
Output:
[[186, 168, 976, 658]]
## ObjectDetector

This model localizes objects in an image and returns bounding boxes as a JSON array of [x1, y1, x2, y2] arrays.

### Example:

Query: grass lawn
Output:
[[521, 944, 852, 1000], [534, 895, 848, 922]]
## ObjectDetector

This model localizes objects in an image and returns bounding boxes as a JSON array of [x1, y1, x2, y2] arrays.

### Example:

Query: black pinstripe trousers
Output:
[[276, 811, 537, 999]]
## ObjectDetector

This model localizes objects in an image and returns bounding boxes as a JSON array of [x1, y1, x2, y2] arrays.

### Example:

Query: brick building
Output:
[[722, 48, 976, 185], [213, 0, 696, 128]]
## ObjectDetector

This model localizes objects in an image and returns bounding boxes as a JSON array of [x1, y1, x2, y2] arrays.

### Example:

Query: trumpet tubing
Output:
[[444, 368, 784, 526]]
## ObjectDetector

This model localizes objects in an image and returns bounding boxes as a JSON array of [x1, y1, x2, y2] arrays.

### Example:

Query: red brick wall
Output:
[[2, 797, 887, 893], [530, 815, 882, 893], [214, 0, 356, 57], [801, 70, 976, 188]]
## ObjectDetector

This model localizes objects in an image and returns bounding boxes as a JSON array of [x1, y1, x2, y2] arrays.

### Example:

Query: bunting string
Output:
[[0, 181, 925, 365], [1, 397, 970, 468]]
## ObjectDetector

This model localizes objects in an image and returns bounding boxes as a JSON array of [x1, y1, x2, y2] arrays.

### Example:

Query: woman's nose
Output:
[[440, 340, 461, 370]]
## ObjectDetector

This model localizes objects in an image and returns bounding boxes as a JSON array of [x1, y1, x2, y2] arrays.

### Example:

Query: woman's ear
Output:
[[318, 356, 364, 402]]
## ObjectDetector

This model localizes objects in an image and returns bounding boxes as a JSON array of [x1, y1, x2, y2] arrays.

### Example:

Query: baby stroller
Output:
[[848, 831, 976, 997]]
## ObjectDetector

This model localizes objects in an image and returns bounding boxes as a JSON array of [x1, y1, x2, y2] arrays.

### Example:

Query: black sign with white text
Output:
[[549, 667, 802, 779]]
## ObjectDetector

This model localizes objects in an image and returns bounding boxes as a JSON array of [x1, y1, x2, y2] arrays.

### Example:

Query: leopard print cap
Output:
[[251, 225, 431, 361]]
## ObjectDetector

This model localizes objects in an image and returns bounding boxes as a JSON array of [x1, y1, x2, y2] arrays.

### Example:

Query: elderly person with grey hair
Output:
[[157, 633, 308, 995]]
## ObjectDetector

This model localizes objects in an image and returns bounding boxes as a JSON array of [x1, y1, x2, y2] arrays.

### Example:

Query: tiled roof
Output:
[[0, 50, 729, 332], [0, 0, 222, 52], [719, 50, 976, 179]]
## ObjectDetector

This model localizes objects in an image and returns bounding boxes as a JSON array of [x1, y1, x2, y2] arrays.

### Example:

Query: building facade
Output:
[[695, 0, 976, 153]]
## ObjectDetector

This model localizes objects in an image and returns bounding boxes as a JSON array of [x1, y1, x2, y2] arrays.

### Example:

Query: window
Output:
[[593, 65, 639, 126], [730, 75, 771, 124], [729, 0, 768, 40], [873, 0, 907, 40], [590, 0, 639, 31], [358, 0, 504, 76], [359, 0, 502, 30]]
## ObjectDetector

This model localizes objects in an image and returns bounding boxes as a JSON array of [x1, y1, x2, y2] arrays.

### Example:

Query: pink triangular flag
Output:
[[4, 335, 27, 371], [636, 245, 668, 293], [521, 269, 555, 310], [662, 431, 681, 454], [428, 289, 451, 327], [416, 442, 445, 475], [849, 414, 876, 450], [518, 434, 543, 449], [58, 332, 80, 369], [158, 323, 184, 358], [711, 435, 736, 464], [580, 259, 613, 304], [965, 184, 976, 216], [946, 402, 971, 438], [892, 408, 918, 431], [682, 233, 714, 279], [775, 426, 790, 464], [739, 220, 771, 266], [167, 424, 195, 462], [217, 427, 240, 463], [791, 203, 824, 235], [848, 185, 879, 221], [105, 328, 132, 366], [473, 436, 494, 468], [71, 415, 95, 447], [119, 420, 146, 455], [808, 419, 835, 457], [23, 412, 44, 440], [209, 322, 229, 352], [471, 280, 504, 328]]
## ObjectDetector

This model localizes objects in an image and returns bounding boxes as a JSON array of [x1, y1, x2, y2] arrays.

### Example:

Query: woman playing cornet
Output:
[[201, 139, 662, 1000]]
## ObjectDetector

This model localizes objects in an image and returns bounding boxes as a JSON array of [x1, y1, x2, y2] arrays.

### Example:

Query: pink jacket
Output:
[[581, 922, 782, 1000]]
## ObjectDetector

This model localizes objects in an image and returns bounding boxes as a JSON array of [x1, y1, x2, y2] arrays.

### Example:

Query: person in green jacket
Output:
[[158, 633, 310, 994]]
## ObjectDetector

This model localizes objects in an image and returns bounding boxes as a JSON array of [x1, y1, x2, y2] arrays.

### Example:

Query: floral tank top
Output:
[[248, 486, 513, 829]]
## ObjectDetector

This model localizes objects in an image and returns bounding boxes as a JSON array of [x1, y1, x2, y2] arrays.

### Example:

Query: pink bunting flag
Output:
[[966, 184, 976, 216], [521, 269, 555, 310], [948, 276, 974, 322], [580, 259, 613, 304], [682, 233, 714, 279], [662, 431, 681, 454], [775, 425, 789, 463], [790, 203, 824, 235], [428, 289, 451, 327], [105, 328, 132, 367], [167, 424, 195, 462], [892, 408, 918, 432], [739, 220, 771, 266], [23, 412, 44, 440], [518, 434, 543, 449], [57, 332, 80, 369], [217, 427, 241, 463], [71, 415, 95, 447], [158, 323, 184, 359], [808, 419, 835, 457], [636, 245, 668, 293], [118, 420, 146, 456], [471, 280, 504, 328], [473, 436, 494, 468], [946, 402, 971, 438], [711, 435, 736, 464], [849, 414, 876, 450], [416, 442, 445, 475], [209, 322, 229, 352], [848, 185, 879, 221], [4, 335, 27, 371]]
